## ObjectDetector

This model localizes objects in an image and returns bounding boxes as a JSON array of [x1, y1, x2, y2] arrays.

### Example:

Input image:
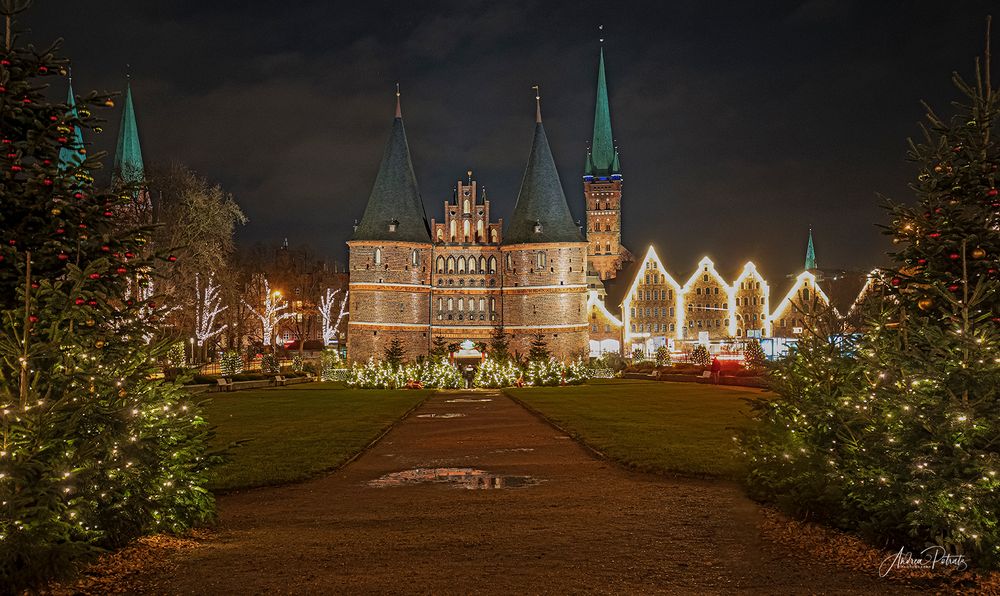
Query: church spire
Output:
[[114, 77, 145, 184], [351, 88, 430, 243], [805, 227, 817, 270], [58, 76, 86, 170], [504, 88, 582, 245], [585, 37, 621, 179]]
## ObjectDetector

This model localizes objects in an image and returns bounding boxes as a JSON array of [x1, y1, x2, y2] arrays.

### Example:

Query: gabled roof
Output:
[[58, 81, 85, 170], [681, 256, 731, 292], [351, 96, 431, 243], [504, 99, 582, 245], [585, 48, 621, 178], [114, 81, 144, 184]]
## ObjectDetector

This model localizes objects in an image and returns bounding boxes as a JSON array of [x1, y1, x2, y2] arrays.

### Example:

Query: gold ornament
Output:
[[85, 319, 95, 326], [917, 297, 934, 311], [51, 208, 61, 215], [971, 247, 986, 259], [95, 340, 105, 348]]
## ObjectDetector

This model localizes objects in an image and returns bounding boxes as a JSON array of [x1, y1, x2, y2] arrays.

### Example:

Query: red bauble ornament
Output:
[[116, 267, 127, 274], [103, 211, 113, 217], [56, 228, 65, 234], [43, 179, 52, 186], [0, 60, 9, 66], [917, 258, 927, 265], [927, 232, 941, 238], [988, 188, 999, 197], [148, 301, 156, 309], [30, 283, 38, 289], [88, 273, 100, 280], [8, 240, 15, 246], [56, 136, 67, 143], [57, 253, 68, 261], [0, 86, 5, 93], [167, 255, 177, 262], [87, 300, 97, 306], [78, 223, 87, 229], [101, 245, 110, 252], [10, 165, 21, 172], [38, 65, 47, 73], [74, 298, 85, 305], [124, 252, 134, 258], [948, 284, 960, 292], [73, 192, 84, 199], [28, 315, 38, 323], [949, 253, 960, 260], [891, 277, 902, 286]]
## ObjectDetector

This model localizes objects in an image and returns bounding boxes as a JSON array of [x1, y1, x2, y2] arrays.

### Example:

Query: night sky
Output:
[[25, 0, 996, 281]]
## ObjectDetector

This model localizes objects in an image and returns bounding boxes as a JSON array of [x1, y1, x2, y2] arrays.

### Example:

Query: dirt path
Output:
[[129, 390, 907, 594]]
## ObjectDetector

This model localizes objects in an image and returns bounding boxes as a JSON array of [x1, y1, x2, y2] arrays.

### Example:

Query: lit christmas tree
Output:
[[0, 7, 214, 590], [742, 26, 1000, 569]]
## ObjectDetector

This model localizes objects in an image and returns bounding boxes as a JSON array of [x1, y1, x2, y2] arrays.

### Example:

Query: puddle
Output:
[[445, 398, 493, 403], [368, 468, 541, 490], [416, 413, 466, 419], [492, 448, 535, 453]]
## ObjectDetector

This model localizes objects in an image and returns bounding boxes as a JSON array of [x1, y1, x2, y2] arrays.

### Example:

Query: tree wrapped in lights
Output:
[[473, 358, 522, 388], [318, 287, 348, 347], [193, 272, 226, 355], [690, 344, 710, 366], [245, 275, 292, 347], [0, 10, 215, 590], [741, 29, 1000, 569], [219, 349, 243, 377], [742, 340, 766, 372]]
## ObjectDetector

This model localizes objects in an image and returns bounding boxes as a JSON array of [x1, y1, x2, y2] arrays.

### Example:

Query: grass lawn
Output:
[[201, 382, 430, 491], [506, 379, 761, 478]]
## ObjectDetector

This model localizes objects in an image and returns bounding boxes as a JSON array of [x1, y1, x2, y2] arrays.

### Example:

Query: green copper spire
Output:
[[58, 80, 86, 170], [585, 47, 621, 178], [351, 90, 431, 243], [114, 81, 145, 184], [805, 227, 817, 270], [505, 93, 583, 245]]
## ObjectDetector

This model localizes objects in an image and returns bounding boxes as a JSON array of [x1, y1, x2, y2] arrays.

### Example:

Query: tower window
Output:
[[374, 248, 382, 265], [536, 252, 546, 268], [411, 250, 419, 266]]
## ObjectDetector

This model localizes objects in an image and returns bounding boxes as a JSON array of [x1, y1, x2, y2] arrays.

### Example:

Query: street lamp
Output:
[[189, 337, 195, 365]]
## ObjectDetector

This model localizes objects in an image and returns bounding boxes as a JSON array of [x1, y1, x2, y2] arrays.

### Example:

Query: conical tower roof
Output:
[[504, 95, 583, 245], [114, 81, 145, 184], [58, 80, 86, 170], [585, 47, 621, 178], [351, 92, 430, 243], [805, 227, 817, 270]]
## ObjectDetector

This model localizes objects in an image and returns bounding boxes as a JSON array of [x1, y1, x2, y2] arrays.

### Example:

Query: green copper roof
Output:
[[58, 81, 85, 170], [114, 82, 145, 184], [351, 107, 431, 243], [504, 114, 583, 245], [585, 48, 620, 178], [805, 228, 817, 270]]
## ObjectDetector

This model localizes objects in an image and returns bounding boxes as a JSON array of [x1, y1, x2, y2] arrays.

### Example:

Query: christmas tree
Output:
[[0, 7, 215, 590], [429, 335, 449, 361], [528, 332, 551, 362], [488, 322, 510, 361], [741, 23, 1000, 569], [383, 337, 405, 367], [742, 340, 766, 372]]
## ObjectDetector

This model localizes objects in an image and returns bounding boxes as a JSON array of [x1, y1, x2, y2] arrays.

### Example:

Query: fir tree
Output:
[[488, 323, 510, 361], [383, 337, 405, 367], [655, 346, 671, 366], [743, 340, 766, 372], [0, 7, 215, 590], [741, 25, 1000, 569], [690, 344, 710, 366], [528, 332, 551, 362], [429, 335, 449, 360]]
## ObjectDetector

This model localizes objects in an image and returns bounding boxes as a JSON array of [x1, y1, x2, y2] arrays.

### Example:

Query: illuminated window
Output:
[[436, 256, 445, 273], [412, 250, 419, 266], [374, 248, 382, 265], [537, 252, 546, 268]]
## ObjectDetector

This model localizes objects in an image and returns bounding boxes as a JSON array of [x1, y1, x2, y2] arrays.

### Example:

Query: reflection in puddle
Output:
[[369, 468, 540, 490], [415, 413, 466, 418], [445, 398, 493, 403]]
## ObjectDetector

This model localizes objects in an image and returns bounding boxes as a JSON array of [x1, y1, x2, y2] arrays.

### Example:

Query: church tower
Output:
[[114, 79, 145, 185], [584, 44, 631, 280], [501, 91, 589, 359], [346, 90, 433, 362]]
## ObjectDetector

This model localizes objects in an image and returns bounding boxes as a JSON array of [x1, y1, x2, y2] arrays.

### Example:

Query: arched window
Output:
[[458, 299, 463, 311], [490, 229, 498, 243], [436, 256, 445, 273], [477, 220, 484, 241], [437, 228, 444, 242], [437, 297, 442, 310], [536, 252, 546, 268], [594, 221, 600, 232], [411, 250, 419, 266], [605, 242, 611, 253], [490, 297, 496, 312], [464, 199, 470, 213], [447, 298, 454, 310], [479, 257, 486, 273], [447, 256, 455, 273], [461, 256, 469, 273], [374, 248, 382, 265], [449, 220, 456, 241], [463, 220, 470, 240], [468, 298, 475, 311], [479, 298, 485, 311]]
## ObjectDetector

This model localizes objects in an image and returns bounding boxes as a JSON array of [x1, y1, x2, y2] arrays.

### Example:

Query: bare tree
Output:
[[318, 288, 349, 346], [193, 273, 227, 361], [245, 275, 293, 347]]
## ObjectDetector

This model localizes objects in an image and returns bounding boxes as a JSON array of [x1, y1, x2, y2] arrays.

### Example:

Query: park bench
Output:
[[274, 375, 286, 386], [216, 377, 232, 392]]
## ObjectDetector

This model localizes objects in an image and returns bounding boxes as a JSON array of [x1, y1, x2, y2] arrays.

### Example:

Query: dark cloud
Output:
[[23, 0, 996, 281]]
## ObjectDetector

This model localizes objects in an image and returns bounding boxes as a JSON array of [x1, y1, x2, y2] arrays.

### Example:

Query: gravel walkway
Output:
[[128, 390, 911, 594]]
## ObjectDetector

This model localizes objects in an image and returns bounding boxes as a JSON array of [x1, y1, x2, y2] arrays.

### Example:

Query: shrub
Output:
[[220, 350, 243, 377]]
